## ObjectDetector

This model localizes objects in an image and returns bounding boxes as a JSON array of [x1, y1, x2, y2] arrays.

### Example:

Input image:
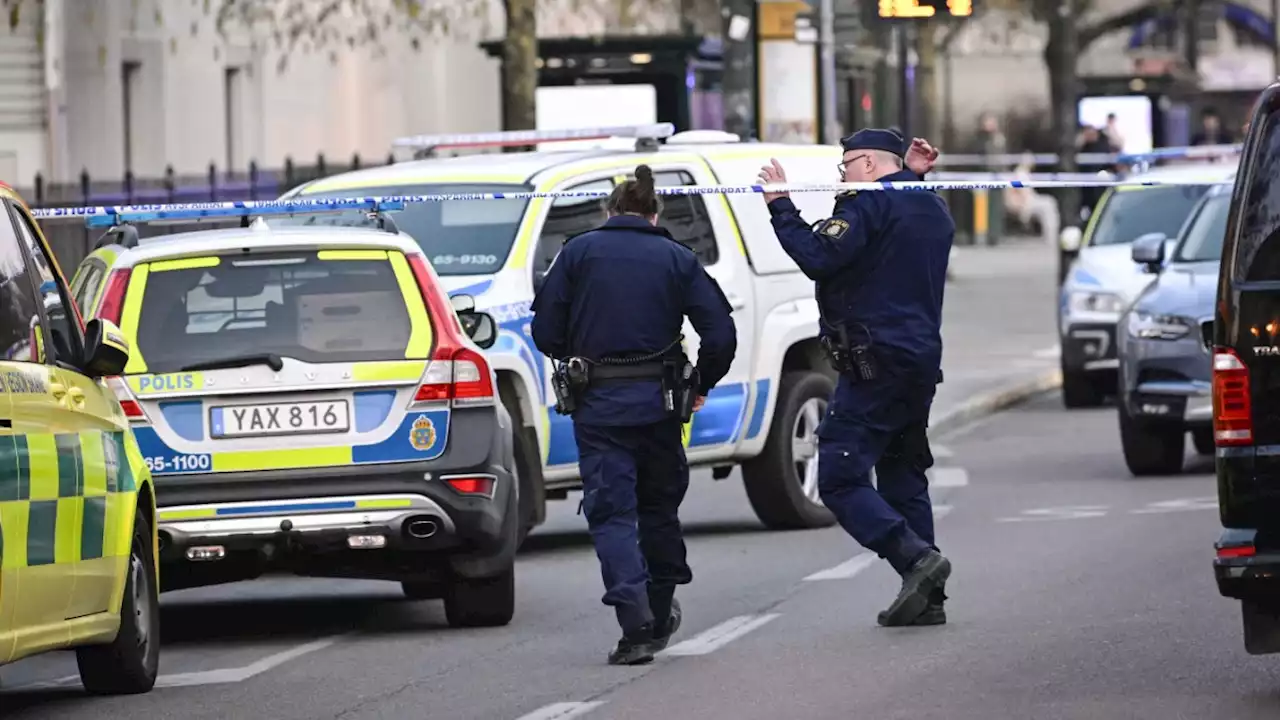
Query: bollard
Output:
[[971, 189, 989, 246]]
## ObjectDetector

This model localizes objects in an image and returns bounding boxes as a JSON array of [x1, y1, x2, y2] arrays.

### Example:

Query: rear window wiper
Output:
[[180, 353, 285, 373]]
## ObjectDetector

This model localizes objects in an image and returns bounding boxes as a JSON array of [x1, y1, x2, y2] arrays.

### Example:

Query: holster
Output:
[[551, 357, 591, 416], [663, 357, 700, 423]]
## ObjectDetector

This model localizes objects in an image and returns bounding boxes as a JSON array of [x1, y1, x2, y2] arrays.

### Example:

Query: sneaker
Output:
[[608, 625, 656, 666], [877, 550, 951, 627], [648, 598, 683, 653]]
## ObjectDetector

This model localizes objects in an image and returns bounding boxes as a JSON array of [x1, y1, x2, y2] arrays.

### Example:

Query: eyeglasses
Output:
[[837, 154, 870, 172]]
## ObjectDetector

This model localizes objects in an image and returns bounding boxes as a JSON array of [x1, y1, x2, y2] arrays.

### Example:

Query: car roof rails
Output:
[[391, 123, 676, 159]]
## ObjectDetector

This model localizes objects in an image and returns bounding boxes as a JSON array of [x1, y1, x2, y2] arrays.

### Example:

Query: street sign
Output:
[[877, 0, 973, 19]]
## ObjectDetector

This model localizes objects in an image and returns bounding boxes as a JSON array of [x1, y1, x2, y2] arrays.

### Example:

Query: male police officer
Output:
[[757, 129, 954, 627], [531, 165, 737, 665]]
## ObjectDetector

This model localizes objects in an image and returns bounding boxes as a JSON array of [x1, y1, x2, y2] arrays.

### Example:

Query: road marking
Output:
[[997, 505, 1110, 522], [660, 614, 780, 656], [12, 636, 341, 691], [1033, 345, 1061, 359], [1131, 496, 1218, 514], [804, 554, 877, 581], [933, 504, 953, 519], [515, 702, 606, 720], [928, 468, 969, 488]]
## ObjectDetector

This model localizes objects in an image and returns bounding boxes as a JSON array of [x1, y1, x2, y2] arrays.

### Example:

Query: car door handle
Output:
[[725, 293, 746, 311]]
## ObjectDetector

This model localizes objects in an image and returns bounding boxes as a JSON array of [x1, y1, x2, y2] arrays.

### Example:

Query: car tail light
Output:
[[105, 376, 146, 421], [444, 475, 496, 497], [1213, 348, 1252, 446], [406, 254, 495, 408], [96, 268, 133, 324], [1218, 544, 1257, 559]]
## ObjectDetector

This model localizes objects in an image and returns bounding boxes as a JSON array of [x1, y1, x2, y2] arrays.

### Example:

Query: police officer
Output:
[[757, 129, 954, 627], [530, 164, 737, 665]]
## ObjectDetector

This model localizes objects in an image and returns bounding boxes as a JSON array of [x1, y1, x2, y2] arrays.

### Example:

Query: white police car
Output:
[[1057, 162, 1235, 407]]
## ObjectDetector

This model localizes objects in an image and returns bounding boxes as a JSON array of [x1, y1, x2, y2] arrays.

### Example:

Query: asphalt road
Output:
[[4, 394, 1279, 719]]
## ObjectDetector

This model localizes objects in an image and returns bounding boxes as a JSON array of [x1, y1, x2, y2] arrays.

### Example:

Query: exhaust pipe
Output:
[[406, 518, 438, 539]]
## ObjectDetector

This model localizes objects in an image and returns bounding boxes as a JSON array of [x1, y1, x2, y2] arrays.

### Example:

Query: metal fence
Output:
[[25, 153, 395, 273]]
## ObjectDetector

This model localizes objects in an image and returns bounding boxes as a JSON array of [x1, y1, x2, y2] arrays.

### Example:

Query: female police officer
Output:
[[530, 164, 737, 665]]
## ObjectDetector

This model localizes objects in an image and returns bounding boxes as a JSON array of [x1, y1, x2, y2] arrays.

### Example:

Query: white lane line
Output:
[[11, 636, 342, 691], [515, 702, 606, 720], [803, 554, 877, 581], [933, 504, 953, 519], [928, 467, 969, 488], [1033, 345, 1061, 359], [660, 614, 780, 656]]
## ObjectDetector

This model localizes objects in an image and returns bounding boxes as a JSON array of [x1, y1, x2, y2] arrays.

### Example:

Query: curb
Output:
[[929, 368, 1064, 438]]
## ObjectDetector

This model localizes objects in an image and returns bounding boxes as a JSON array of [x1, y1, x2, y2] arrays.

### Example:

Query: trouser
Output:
[[574, 418, 692, 635], [816, 375, 939, 575]]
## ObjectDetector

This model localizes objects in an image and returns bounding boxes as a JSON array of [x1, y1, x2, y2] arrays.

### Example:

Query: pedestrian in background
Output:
[[755, 129, 954, 627], [529, 164, 738, 665]]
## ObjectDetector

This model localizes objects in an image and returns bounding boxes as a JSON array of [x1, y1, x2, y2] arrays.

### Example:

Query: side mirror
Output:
[[450, 293, 476, 314], [1059, 226, 1083, 252], [1131, 232, 1168, 273], [458, 311, 497, 350], [82, 318, 130, 377]]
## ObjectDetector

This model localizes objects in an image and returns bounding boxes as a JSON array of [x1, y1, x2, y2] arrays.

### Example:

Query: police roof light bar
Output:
[[29, 175, 1238, 224], [32, 197, 408, 229], [391, 123, 677, 153]]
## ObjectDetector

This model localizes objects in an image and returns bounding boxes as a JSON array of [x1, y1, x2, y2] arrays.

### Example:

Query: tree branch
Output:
[[1079, 0, 1180, 49]]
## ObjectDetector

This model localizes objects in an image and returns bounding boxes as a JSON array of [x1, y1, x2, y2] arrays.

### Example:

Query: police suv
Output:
[[282, 124, 850, 530], [65, 202, 520, 628]]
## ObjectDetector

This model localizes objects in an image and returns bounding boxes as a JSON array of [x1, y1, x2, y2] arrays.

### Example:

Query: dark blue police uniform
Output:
[[530, 213, 737, 658], [766, 129, 955, 626]]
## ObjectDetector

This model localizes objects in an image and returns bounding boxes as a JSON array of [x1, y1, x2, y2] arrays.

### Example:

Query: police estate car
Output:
[[68, 204, 520, 628], [0, 184, 160, 694], [278, 124, 858, 531], [1057, 162, 1235, 408]]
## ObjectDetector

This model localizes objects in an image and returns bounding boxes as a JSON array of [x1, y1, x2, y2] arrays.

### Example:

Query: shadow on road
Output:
[[520, 518, 774, 555]]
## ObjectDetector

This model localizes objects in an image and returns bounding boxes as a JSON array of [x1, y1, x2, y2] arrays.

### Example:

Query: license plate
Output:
[[210, 400, 351, 438]]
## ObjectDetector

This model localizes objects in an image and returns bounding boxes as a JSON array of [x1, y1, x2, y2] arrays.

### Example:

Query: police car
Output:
[[64, 201, 519, 628], [277, 124, 858, 531], [1056, 162, 1236, 408], [0, 184, 160, 694]]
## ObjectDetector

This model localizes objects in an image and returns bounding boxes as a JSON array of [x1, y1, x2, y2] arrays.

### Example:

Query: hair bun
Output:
[[635, 164, 654, 184]]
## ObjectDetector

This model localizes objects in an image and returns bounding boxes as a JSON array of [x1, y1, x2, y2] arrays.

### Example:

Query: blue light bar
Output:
[[65, 197, 407, 229]]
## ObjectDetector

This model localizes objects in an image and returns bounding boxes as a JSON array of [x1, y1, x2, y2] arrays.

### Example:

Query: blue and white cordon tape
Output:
[[29, 174, 1238, 228]]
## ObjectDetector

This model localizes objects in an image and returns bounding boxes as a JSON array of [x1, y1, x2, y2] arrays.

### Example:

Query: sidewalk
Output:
[[930, 237, 1062, 434]]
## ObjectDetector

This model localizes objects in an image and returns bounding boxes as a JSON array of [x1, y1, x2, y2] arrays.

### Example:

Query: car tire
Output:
[[1061, 369, 1106, 408], [1193, 427, 1215, 455], [75, 508, 161, 695], [1119, 406, 1185, 476], [741, 371, 837, 530], [444, 564, 515, 628], [499, 385, 545, 549], [1243, 599, 1280, 655]]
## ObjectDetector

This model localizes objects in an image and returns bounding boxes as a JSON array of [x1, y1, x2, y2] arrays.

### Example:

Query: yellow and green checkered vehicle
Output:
[[0, 184, 159, 695]]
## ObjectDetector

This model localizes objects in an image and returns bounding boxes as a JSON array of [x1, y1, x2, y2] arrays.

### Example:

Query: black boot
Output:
[[608, 624, 657, 666], [877, 549, 951, 627], [879, 586, 946, 626], [648, 598, 683, 653]]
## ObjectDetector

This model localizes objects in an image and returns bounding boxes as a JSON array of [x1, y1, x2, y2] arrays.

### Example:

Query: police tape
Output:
[[29, 176, 1238, 224]]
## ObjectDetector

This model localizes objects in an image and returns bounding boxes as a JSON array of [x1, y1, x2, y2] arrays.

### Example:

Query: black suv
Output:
[[1211, 81, 1280, 654]]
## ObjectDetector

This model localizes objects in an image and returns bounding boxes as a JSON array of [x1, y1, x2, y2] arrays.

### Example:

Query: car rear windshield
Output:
[[1173, 193, 1230, 263], [1229, 114, 1280, 281], [1089, 185, 1212, 246], [133, 252, 417, 374], [273, 183, 532, 276]]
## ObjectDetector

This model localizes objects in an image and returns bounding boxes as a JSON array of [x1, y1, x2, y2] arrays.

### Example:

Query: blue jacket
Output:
[[767, 169, 954, 378], [530, 214, 738, 426]]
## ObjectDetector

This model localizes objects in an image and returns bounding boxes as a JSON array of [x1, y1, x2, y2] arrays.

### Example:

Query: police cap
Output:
[[840, 127, 906, 158]]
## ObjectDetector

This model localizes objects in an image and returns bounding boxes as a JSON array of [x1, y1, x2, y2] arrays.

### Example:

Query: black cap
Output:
[[840, 127, 906, 157]]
